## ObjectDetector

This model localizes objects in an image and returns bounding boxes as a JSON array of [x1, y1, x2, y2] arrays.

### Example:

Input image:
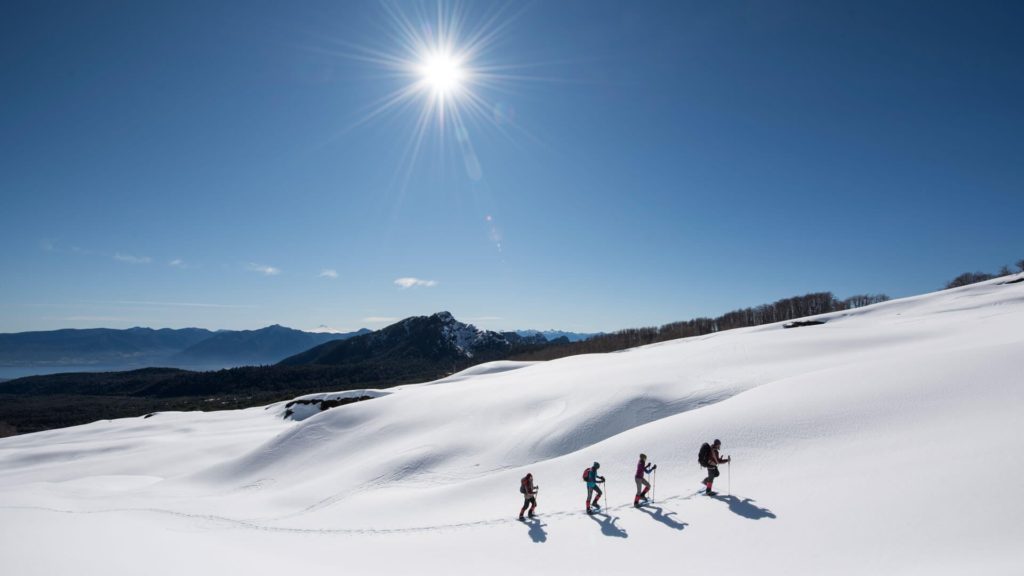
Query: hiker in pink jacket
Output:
[[634, 453, 657, 507]]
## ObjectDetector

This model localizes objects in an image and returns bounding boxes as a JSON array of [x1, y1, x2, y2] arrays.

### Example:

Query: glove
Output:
[[652, 464, 657, 470]]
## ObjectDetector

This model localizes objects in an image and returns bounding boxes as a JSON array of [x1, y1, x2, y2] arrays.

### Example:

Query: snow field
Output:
[[1, 275, 1022, 574]]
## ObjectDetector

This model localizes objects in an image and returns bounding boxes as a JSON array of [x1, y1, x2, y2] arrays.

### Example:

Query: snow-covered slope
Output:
[[1, 277, 1023, 575]]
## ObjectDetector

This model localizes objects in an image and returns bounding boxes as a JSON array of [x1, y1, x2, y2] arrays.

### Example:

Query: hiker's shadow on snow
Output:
[[711, 495, 777, 520], [522, 518, 548, 543], [637, 505, 688, 531], [588, 512, 628, 538]]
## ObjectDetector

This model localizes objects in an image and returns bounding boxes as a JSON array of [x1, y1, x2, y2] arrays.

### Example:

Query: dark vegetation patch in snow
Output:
[[143, 413, 156, 419], [783, 320, 827, 329], [283, 395, 375, 420], [1000, 277, 1024, 285]]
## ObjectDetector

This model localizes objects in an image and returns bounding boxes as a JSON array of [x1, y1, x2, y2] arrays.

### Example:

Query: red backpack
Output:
[[582, 467, 591, 482]]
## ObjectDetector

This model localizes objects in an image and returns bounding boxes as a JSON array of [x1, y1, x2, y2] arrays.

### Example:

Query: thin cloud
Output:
[[169, 259, 186, 268], [319, 269, 339, 279], [395, 277, 438, 289], [63, 315, 133, 323], [102, 300, 258, 309], [247, 263, 281, 276], [114, 253, 152, 264]]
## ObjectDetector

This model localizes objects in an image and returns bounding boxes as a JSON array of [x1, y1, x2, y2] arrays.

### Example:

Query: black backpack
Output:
[[698, 442, 711, 467]]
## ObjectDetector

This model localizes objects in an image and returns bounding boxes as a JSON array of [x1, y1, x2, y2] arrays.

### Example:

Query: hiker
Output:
[[585, 462, 606, 513], [634, 453, 657, 507], [519, 473, 538, 520], [699, 439, 730, 496]]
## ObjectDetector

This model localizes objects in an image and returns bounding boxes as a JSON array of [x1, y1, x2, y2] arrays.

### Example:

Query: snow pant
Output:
[[520, 495, 537, 518], [587, 485, 603, 509], [703, 466, 720, 490], [634, 477, 650, 503]]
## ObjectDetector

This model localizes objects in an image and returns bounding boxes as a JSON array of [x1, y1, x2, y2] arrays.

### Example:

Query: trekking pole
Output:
[[652, 469, 657, 503], [728, 459, 731, 497]]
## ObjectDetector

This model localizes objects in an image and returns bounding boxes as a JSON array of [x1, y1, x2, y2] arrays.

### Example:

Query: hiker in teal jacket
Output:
[[585, 462, 606, 514]]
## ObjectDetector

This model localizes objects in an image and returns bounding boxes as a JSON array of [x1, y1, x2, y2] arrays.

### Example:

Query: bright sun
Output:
[[419, 50, 465, 97], [340, 1, 527, 182]]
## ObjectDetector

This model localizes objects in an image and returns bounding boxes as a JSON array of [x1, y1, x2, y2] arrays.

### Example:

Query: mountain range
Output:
[[0, 312, 570, 435], [0, 325, 369, 374], [0, 319, 594, 379]]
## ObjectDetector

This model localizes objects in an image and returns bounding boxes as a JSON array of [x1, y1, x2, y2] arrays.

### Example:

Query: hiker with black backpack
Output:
[[634, 453, 657, 507], [698, 439, 730, 496], [583, 462, 606, 514], [519, 473, 538, 520]]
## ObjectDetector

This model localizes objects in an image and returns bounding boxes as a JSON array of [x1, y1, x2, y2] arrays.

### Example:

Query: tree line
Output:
[[510, 292, 891, 361], [945, 258, 1024, 289]]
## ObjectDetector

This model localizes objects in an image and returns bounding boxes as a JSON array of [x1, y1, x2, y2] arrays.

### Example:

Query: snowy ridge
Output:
[[1, 276, 1023, 574], [435, 311, 499, 357]]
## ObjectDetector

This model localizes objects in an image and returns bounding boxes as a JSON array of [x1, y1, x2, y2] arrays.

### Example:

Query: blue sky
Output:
[[1, 0, 1021, 334]]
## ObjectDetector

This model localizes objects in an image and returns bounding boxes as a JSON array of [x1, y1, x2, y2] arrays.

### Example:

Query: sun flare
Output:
[[334, 1, 535, 183], [419, 50, 466, 98]]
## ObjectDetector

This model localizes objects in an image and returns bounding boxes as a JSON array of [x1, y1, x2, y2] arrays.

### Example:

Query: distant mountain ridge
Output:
[[172, 325, 371, 367], [0, 327, 214, 367], [0, 325, 368, 373], [515, 329, 599, 343], [0, 318, 589, 379]]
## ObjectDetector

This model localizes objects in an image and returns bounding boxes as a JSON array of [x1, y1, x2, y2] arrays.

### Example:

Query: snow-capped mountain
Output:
[[1, 276, 1022, 575], [279, 311, 548, 367]]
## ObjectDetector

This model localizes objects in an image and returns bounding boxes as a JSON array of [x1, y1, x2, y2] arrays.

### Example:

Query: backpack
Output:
[[698, 442, 711, 467], [582, 467, 591, 482], [520, 476, 528, 494]]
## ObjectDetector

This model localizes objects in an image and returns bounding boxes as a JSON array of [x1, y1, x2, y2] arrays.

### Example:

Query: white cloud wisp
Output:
[[394, 277, 438, 289]]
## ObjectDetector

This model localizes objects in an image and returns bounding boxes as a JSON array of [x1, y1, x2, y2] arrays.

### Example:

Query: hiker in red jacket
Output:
[[634, 453, 657, 507], [519, 473, 538, 520]]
